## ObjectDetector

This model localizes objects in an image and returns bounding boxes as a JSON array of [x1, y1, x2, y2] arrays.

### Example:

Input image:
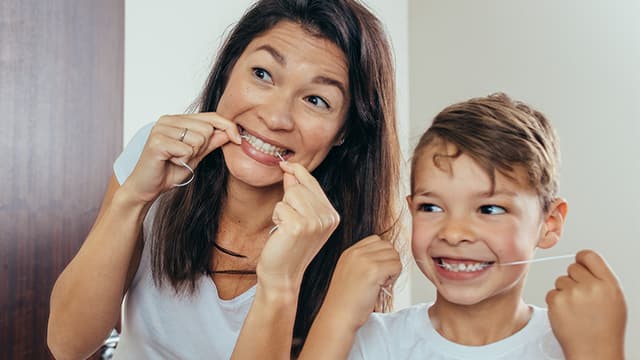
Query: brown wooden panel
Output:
[[0, 0, 124, 358]]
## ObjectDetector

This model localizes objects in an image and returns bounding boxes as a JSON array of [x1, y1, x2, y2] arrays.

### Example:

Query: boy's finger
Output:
[[575, 250, 618, 282], [554, 275, 576, 290], [566, 262, 593, 283]]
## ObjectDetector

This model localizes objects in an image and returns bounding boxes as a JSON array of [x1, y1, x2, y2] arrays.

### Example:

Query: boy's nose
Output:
[[438, 218, 475, 245]]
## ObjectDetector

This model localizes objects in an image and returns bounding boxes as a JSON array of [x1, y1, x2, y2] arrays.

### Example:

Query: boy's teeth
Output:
[[437, 258, 493, 272], [241, 130, 287, 156]]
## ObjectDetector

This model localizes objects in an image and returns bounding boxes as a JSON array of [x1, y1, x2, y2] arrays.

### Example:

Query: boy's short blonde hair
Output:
[[411, 93, 560, 211]]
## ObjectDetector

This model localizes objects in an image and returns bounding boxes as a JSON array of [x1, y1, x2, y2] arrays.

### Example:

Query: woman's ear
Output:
[[333, 130, 345, 147], [538, 198, 569, 249]]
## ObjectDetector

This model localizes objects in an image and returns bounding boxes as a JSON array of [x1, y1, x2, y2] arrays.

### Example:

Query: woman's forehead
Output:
[[243, 21, 348, 76]]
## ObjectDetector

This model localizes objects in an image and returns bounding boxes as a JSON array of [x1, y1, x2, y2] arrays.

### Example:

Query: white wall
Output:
[[124, 0, 411, 308], [408, 1, 640, 357]]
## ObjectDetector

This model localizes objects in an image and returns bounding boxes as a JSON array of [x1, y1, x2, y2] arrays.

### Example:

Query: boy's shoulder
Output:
[[358, 303, 431, 342], [363, 302, 431, 335], [349, 303, 432, 358]]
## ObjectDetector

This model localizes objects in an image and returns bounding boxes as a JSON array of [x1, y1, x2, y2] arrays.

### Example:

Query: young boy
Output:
[[300, 93, 627, 359]]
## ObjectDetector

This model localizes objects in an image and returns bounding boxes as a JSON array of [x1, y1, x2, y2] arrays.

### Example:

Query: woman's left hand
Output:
[[256, 161, 340, 294]]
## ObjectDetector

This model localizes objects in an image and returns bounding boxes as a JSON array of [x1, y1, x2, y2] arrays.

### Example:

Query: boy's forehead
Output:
[[413, 144, 533, 196]]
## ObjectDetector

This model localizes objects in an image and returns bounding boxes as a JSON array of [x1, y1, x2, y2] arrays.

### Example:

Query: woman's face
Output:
[[217, 21, 350, 188]]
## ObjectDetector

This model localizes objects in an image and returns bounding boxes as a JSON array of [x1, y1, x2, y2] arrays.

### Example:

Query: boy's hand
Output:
[[546, 250, 626, 360], [323, 236, 402, 330], [298, 236, 402, 360]]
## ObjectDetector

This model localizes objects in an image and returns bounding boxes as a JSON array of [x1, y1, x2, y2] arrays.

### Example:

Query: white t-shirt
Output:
[[348, 303, 565, 360], [112, 123, 256, 359]]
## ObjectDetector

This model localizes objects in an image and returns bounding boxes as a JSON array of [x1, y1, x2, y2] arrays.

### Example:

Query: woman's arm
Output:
[[48, 114, 241, 359], [231, 162, 343, 359], [47, 175, 147, 360]]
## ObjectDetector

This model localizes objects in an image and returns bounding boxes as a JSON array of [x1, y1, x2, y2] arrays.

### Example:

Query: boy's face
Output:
[[408, 144, 564, 306]]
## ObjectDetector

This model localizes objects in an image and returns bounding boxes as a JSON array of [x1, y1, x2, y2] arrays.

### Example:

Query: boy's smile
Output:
[[408, 143, 552, 306]]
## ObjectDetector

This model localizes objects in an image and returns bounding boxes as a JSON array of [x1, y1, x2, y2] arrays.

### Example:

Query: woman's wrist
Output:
[[255, 272, 301, 306], [113, 183, 153, 209]]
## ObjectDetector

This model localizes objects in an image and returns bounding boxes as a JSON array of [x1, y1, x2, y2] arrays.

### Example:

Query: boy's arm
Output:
[[299, 235, 402, 360], [546, 250, 627, 360]]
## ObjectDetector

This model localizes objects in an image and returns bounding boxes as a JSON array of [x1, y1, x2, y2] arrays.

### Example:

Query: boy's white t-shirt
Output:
[[111, 122, 257, 359], [348, 303, 565, 360]]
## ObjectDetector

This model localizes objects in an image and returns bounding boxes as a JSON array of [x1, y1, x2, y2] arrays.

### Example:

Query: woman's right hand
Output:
[[322, 235, 402, 330], [122, 113, 241, 203]]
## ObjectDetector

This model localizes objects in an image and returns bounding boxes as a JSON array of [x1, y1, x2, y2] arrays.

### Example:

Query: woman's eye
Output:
[[479, 205, 506, 215], [252, 68, 272, 83], [418, 203, 443, 213], [305, 95, 330, 109]]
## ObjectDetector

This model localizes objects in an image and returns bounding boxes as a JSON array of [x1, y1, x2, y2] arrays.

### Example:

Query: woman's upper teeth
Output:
[[242, 130, 287, 156]]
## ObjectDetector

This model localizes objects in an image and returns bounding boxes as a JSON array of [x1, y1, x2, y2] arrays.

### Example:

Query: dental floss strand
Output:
[[500, 254, 574, 266], [174, 159, 195, 187]]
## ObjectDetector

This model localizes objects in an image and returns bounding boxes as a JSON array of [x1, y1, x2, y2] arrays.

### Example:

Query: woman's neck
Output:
[[428, 287, 531, 346], [219, 176, 284, 244]]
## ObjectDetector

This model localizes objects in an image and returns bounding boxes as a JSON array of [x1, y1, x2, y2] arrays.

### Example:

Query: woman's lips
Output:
[[238, 126, 293, 165]]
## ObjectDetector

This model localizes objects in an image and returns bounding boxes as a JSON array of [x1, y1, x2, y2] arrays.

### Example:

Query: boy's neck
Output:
[[428, 290, 531, 346]]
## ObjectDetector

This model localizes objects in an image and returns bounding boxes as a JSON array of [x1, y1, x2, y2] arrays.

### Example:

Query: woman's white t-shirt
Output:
[[112, 123, 256, 359]]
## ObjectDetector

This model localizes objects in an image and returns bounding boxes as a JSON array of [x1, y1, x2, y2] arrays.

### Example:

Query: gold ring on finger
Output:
[[178, 127, 189, 142]]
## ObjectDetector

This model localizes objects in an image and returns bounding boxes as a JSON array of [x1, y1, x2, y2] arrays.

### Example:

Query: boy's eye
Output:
[[418, 203, 443, 213], [304, 95, 330, 109], [479, 205, 506, 215], [253, 68, 272, 83]]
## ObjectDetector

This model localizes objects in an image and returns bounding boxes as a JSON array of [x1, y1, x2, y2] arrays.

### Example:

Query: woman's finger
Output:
[[279, 162, 326, 197], [153, 123, 206, 156], [147, 132, 194, 161], [184, 112, 242, 144]]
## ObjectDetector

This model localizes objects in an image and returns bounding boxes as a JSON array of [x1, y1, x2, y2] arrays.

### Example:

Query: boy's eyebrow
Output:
[[474, 190, 519, 198], [411, 189, 518, 198]]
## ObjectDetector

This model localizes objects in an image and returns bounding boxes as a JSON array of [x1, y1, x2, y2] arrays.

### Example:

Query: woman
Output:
[[47, 0, 401, 358]]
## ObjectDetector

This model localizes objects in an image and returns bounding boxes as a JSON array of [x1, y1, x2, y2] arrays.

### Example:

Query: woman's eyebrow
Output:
[[255, 44, 286, 66], [254, 44, 346, 98], [313, 76, 346, 99]]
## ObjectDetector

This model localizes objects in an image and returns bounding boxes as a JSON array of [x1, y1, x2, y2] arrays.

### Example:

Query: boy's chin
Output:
[[436, 287, 496, 307]]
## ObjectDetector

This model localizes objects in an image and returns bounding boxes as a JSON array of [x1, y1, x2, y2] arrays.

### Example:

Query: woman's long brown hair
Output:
[[150, 0, 400, 356]]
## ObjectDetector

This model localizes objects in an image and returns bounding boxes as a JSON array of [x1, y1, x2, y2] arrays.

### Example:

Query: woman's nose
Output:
[[257, 96, 295, 131]]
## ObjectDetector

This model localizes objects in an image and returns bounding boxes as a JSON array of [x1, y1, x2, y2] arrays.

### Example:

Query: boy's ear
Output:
[[538, 198, 569, 249]]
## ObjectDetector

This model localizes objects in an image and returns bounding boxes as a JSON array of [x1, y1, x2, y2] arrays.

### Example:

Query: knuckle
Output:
[[158, 114, 173, 124], [148, 135, 164, 149], [195, 133, 206, 146]]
